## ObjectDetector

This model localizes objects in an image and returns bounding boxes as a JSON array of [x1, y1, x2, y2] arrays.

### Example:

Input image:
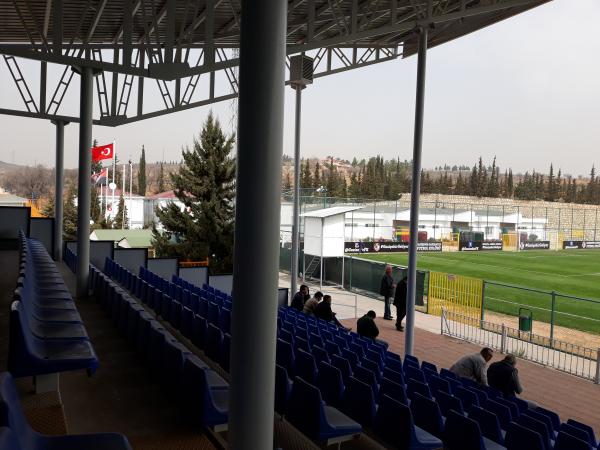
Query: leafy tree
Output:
[[113, 194, 129, 229], [138, 145, 147, 195], [152, 112, 236, 274]]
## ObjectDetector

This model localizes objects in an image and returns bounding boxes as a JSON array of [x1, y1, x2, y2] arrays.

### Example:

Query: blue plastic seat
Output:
[[407, 378, 432, 401], [443, 409, 503, 450], [455, 386, 480, 413], [349, 342, 365, 359], [286, 377, 362, 445], [160, 294, 172, 321], [485, 399, 513, 430], [428, 374, 451, 396], [325, 340, 341, 357], [366, 349, 384, 370], [379, 377, 408, 405], [560, 423, 595, 447], [219, 333, 230, 372], [206, 324, 223, 363], [295, 336, 311, 353], [340, 348, 359, 369], [522, 410, 556, 437], [353, 365, 379, 396], [278, 329, 294, 346], [435, 390, 465, 417], [535, 407, 560, 432], [506, 396, 528, 415], [493, 397, 519, 419], [160, 340, 191, 391], [8, 302, 99, 377], [180, 307, 194, 339], [466, 386, 489, 405], [404, 354, 419, 365], [469, 405, 505, 445], [207, 302, 220, 327], [410, 392, 444, 439], [219, 308, 231, 334], [191, 314, 207, 350], [295, 348, 318, 384], [374, 394, 442, 450], [505, 421, 544, 450], [317, 361, 345, 407], [361, 358, 382, 383], [440, 367, 458, 380], [311, 345, 330, 366], [567, 419, 598, 447], [341, 376, 376, 426], [382, 366, 405, 386], [276, 338, 295, 376], [169, 300, 183, 330], [334, 335, 349, 351], [0, 372, 132, 449], [275, 364, 292, 415], [181, 359, 229, 429], [405, 365, 427, 384], [330, 354, 353, 384], [516, 414, 552, 450], [554, 431, 594, 450], [421, 361, 437, 373]]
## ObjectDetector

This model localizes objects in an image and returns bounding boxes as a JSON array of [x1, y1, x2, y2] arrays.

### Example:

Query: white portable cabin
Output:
[[301, 206, 362, 288]]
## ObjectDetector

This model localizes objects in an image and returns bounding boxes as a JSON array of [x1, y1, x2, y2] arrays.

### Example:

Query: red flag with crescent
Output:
[[91, 143, 114, 161]]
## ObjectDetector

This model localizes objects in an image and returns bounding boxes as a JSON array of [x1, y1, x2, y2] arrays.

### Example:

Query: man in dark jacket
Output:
[[290, 284, 309, 311], [393, 276, 407, 331], [487, 354, 523, 397], [357, 310, 379, 340], [379, 265, 395, 320]]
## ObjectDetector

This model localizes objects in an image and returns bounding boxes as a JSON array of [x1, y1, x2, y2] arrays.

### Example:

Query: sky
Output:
[[0, 0, 599, 177]]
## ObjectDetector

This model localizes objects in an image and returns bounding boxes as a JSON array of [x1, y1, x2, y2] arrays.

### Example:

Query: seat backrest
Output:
[[435, 390, 464, 417], [286, 377, 323, 440], [455, 386, 479, 412], [275, 338, 295, 375], [465, 386, 488, 405], [384, 357, 403, 375], [440, 367, 458, 380], [535, 406, 560, 431], [379, 377, 408, 406], [406, 378, 432, 401], [0, 373, 34, 445], [443, 409, 484, 450], [469, 405, 504, 445], [485, 399, 513, 429], [274, 364, 292, 415], [325, 340, 341, 357], [560, 423, 594, 446], [554, 431, 593, 450], [317, 361, 345, 407], [330, 354, 352, 384], [505, 421, 545, 450], [353, 365, 378, 393], [311, 345, 330, 366], [374, 395, 412, 449], [361, 358, 381, 382], [429, 374, 451, 396], [493, 396, 519, 419], [410, 392, 443, 439], [0, 426, 21, 450], [382, 366, 405, 387], [517, 414, 551, 450], [522, 410, 555, 436], [567, 419, 596, 446], [366, 349, 383, 368], [341, 348, 359, 369], [295, 348, 317, 384], [341, 377, 376, 427], [405, 354, 419, 365], [421, 361, 438, 373], [405, 365, 426, 384]]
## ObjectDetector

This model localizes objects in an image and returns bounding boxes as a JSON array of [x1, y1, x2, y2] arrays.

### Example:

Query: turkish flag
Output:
[[91, 143, 114, 161]]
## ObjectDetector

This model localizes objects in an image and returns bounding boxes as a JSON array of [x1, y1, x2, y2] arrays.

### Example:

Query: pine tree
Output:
[[469, 165, 478, 196], [138, 145, 147, 196], [63, 185, 78, 241], [114, 194, 129, 229], [300, 159, 313, 189], [158, 162, 166, 192], [313, 161, 321, 188], [152, 112, 236, 273], [507, 169, 514, 198], [90, 186, 101, 225], [41, 197, 55, 218]]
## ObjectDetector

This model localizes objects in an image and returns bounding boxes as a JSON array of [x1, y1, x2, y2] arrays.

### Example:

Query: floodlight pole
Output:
[[405, 27, 428, 356], [52, 120, 68, 261], [228, 0, 286, 449], [75, 66, 94, 298]]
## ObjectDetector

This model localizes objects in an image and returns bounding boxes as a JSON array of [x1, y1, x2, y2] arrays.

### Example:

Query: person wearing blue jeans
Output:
[[379, 265, 395, 320]]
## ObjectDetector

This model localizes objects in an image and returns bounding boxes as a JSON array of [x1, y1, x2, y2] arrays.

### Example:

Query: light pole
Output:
[[289, 55, 313, 298]]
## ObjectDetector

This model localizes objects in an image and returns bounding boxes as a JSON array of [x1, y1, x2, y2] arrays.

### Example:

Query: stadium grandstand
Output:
[[1, 1, 599, 450]]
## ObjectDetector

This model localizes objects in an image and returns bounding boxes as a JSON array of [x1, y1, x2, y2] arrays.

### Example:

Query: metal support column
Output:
[[76, 67, 93, 298], [52, 120, 67, 261], [405, 27, 428, 356], [228, 0, 286, 448], [290, 85, 303, 296]]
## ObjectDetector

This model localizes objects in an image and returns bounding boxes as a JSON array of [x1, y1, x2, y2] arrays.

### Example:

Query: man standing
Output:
[[357, 310, 379, 340], [379, 265, 395, 320], [449, 347, 494, 385], [393, 275, 407, 331], [291, 284, 309, 311]]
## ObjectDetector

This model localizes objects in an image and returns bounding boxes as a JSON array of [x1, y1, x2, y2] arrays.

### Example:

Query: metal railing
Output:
[[441, 309, 600, 383]]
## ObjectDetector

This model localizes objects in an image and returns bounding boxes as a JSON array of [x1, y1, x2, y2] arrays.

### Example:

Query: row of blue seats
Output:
[[8, 233, 98, 378], [276, 306, 599, 450], [108, 262, 366, 447], [169, 272, 231, 302], [0, 372, 131, 450], [90, 264, 232, 430]]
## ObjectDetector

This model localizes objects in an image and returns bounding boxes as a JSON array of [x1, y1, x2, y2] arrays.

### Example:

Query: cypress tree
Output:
[[114, 194, 129, 229], [158, 162, 166, 192], [152, 112, 236, 274], [313, 161, 321, 188], [138, 145, 147, 196], [63, 185, 78, 241]]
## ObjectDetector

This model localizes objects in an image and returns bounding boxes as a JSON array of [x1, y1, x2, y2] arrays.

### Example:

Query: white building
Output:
[[143, 190, 186, 230]]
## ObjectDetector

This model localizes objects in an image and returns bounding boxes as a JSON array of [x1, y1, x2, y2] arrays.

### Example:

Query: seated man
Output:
[[303, 291, 323, 315], [357, 310, 379, 340], [290, 284, 309, 311], [487, 354, 523, 397], [449, 347, 493, 385], [314, 295, 350, 331]]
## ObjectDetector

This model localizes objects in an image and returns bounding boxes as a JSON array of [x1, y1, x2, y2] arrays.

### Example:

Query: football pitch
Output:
[[359, 250, 600, 335]]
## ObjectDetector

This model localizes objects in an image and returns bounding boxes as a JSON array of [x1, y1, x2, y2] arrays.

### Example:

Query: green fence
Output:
[[482, 280, 600, 346], [279, 247, 427, 311]]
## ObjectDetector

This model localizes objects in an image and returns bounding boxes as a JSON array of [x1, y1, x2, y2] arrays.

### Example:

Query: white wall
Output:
[[322, 214, 345, 257], [304, 217, 322, 256]]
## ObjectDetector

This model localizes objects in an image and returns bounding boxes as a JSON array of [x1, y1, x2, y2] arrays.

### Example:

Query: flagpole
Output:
[[112, 140, 116, 221], [122, 163, 126, 229], [129, 159, 133, 229]]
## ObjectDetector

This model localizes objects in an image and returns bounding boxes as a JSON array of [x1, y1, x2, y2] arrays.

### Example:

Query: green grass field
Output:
[[360, 250, 600, 335]]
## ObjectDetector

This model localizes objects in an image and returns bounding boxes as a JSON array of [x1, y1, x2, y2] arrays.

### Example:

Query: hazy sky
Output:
[[0, 0, 598, 177]]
